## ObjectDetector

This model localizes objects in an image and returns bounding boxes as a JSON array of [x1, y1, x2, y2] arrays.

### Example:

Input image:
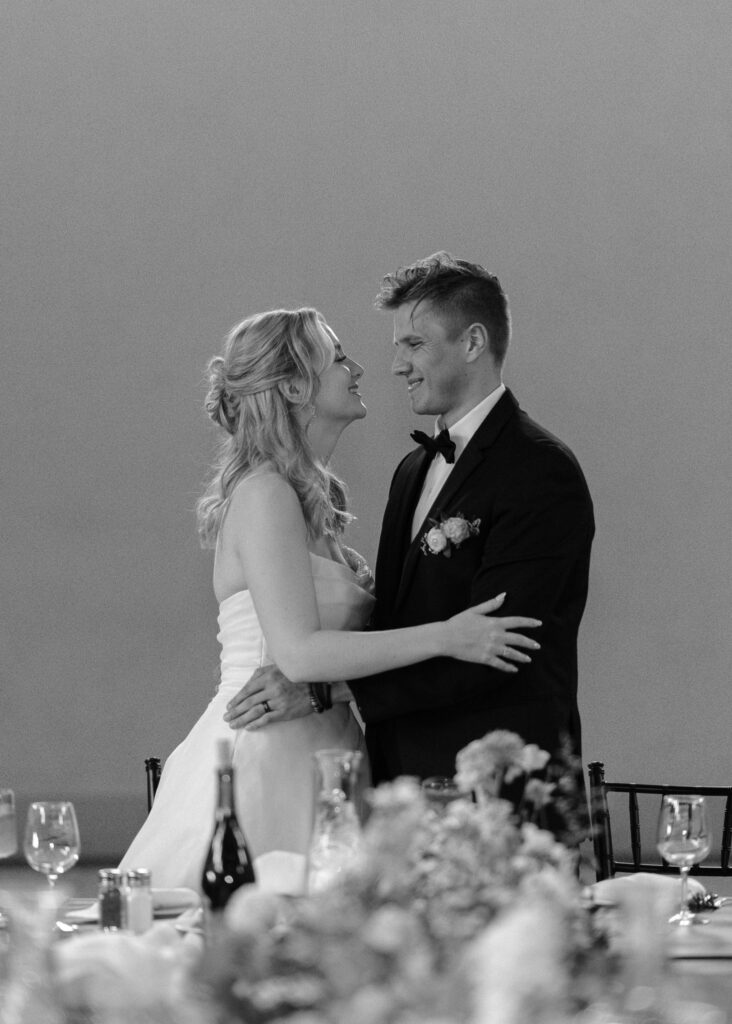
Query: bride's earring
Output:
[[304, 402, 317, 432]]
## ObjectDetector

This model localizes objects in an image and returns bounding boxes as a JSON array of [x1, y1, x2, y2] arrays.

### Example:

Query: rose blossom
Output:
[[425, 527, 448, 553], [442, 517, 470, 544], [519, 743, 551, 774]]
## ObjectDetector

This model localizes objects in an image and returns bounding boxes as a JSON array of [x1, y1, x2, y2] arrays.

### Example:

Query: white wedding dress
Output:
[[119, 552, 375, 892]]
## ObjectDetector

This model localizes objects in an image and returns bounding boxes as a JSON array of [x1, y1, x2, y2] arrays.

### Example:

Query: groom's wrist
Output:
[[307, 681, 353, 712], [330, 681, 353, 703], [308, 683, 331, 713]]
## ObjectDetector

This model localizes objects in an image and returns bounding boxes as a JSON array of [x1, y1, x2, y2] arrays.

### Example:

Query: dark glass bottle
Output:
[[201, 740, 256, 910]]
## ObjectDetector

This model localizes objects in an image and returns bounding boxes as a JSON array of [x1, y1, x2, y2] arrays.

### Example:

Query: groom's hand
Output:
[[223, 665, 312, 730]]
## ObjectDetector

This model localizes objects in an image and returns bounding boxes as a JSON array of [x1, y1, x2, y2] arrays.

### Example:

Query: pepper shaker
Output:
[[98, 869, 124, 931]]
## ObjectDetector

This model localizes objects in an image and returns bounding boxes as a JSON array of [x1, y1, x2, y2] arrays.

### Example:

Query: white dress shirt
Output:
[[410, 384, 506, 540]]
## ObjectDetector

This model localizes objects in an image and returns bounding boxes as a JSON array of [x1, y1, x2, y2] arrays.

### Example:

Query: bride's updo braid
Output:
[[196, 308, 352, 547]]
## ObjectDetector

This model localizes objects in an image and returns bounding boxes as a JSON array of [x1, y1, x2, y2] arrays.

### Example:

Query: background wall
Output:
[[2, 1, 731, 858]]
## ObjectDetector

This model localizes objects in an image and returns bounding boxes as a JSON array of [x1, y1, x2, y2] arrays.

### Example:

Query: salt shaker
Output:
[[124, 868, 153, 934]]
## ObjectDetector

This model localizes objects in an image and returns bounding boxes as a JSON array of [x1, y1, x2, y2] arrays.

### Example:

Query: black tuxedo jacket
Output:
[[348, 389, 595, 784]]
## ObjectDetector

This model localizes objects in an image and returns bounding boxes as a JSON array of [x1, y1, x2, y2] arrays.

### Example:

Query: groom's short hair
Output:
[[375, 251, 511, 366]]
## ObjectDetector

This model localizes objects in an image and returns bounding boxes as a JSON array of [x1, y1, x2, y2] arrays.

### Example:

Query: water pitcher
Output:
[[307, 748, 363, 894]]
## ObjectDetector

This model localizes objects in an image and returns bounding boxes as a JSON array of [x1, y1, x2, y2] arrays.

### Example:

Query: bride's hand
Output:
[[446, 592, 542, 671]]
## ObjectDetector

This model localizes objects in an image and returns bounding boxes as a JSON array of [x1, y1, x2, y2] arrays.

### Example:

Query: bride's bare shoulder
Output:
[[225, 468, 302, 529], [230, 466, 291, 499]]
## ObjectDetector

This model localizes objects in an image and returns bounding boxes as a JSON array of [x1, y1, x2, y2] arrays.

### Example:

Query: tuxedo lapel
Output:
[[392, 390, 518, 613], [375, 447, 432, 621]]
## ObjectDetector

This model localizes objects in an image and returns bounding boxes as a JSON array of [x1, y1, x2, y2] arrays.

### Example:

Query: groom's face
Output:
[[391, 301, 471, 423]]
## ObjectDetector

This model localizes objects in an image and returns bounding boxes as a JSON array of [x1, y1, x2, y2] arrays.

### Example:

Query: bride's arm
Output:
[[226, 473, 540, 684]]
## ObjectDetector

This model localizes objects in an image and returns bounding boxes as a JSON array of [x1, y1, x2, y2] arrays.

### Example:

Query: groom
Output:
[[225, 252, 595, 783]]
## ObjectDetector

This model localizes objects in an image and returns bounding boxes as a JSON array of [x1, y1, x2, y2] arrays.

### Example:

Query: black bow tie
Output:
[[410, 427, 456, 464]]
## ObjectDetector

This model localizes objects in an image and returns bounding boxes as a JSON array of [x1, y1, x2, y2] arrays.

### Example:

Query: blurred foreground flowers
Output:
[[198, 731, 608, 1024]]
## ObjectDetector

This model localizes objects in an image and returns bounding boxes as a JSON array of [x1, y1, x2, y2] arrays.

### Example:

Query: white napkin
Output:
[[253, 850, 307, 896], [66, 887, 200, 923], [591, 871, 706, 906]]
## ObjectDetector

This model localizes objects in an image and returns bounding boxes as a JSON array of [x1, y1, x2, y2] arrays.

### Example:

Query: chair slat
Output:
[[721, 794, 732, 871], [629, 792, 641, 869]]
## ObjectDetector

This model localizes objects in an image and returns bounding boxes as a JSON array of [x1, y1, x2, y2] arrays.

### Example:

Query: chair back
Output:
[[145, 756, 162, 812], [588, 760, 732, 881]]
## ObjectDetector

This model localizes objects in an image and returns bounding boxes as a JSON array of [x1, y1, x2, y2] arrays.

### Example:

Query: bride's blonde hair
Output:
[[196, 308, 352, 547]]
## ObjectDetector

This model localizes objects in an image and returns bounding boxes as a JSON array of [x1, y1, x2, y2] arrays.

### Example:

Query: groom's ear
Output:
[[463, 323, 489, 362]]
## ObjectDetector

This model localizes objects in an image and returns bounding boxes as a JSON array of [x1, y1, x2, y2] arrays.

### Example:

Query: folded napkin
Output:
[[253, 850, 307, 896], [590, 872, 706, 906], [66, 887, 200, 923]]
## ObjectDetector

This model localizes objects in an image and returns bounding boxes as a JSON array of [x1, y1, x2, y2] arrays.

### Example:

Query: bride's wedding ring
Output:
[[261, 700, 272, 714]]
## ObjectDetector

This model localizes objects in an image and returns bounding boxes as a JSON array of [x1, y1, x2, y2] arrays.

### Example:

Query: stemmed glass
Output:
[[0, 789, 18, 939], [0, 789, 18, 859], [23, 801, 80, 888], [656, 793, 711, 926]]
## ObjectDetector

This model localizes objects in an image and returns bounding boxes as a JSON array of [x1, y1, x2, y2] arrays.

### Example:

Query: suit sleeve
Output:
[[349, 445, 594, 722]]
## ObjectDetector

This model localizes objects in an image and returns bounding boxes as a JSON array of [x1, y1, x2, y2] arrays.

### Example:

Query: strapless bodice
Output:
[[217, 552, 375, 691]]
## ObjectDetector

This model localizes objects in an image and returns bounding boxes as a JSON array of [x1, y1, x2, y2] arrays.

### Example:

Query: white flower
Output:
[[442, 516, 470, 543], [518, 743, 551, 774], [456, 730, 527, 792], [523, 778, 555, 809], [420, 512, 480, 557], [425, 526, 448, 553], [362, 905, 419, 953], [468, 899, 569, 1024], [367, 776, 422, 812]]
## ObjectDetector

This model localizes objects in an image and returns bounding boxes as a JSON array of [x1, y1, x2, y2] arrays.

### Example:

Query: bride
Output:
[[119, 308, 540, 890]]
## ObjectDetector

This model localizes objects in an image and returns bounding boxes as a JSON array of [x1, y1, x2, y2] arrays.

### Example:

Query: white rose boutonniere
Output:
[[425, 526, 449, 554], [420, 511, 481, 558], [442, 516, 470, 544]]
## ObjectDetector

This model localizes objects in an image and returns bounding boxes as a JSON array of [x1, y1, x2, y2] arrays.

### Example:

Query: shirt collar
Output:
[[435, 384, 506, 460]]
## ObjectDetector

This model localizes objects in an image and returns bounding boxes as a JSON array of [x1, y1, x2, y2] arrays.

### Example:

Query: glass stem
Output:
[[47, 874, 57, 888], [679, 865, 690, 918]]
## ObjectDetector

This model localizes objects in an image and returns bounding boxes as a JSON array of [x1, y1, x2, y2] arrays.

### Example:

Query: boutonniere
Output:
[[420, 511, 481, 558]]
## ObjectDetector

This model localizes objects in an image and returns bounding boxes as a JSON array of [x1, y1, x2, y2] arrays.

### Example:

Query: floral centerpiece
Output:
[[197, 731, 610, 1024]]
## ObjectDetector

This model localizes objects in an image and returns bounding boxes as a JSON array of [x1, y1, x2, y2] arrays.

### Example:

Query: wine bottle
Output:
[[201, 739, 256, 910]]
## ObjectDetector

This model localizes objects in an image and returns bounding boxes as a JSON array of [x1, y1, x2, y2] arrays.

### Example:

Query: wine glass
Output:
[[0, 789, 18, 941], [0, 790, 18, 859], [23, 801, 80, 888], [656, 793, 711, 926]]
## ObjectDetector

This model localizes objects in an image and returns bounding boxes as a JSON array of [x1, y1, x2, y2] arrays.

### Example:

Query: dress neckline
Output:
[[218, 551, 363, 609]]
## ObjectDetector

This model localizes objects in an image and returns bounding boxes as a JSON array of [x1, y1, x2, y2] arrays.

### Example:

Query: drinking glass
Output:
[[421, 776, 464, 812], [656, 794, 711, 926], [0, 790, 18, 859], [23, 801, 80, 888], [0, 789, 18, 949]]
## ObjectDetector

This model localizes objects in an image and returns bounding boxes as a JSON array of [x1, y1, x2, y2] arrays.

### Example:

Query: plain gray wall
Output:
[[3, 1, 731, 858]]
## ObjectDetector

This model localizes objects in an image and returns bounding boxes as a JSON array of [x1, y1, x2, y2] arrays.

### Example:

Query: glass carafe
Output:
[[307, 748, 363, 894]]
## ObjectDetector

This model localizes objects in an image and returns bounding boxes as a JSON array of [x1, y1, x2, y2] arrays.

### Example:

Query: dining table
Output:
[[666, 905, 732, 1016], [51, 887, 732, 1022], [5, 854, 732, 1023]]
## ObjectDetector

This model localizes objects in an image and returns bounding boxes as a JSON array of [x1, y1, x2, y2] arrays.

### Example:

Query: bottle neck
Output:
[[216, 768, 235, 817]]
